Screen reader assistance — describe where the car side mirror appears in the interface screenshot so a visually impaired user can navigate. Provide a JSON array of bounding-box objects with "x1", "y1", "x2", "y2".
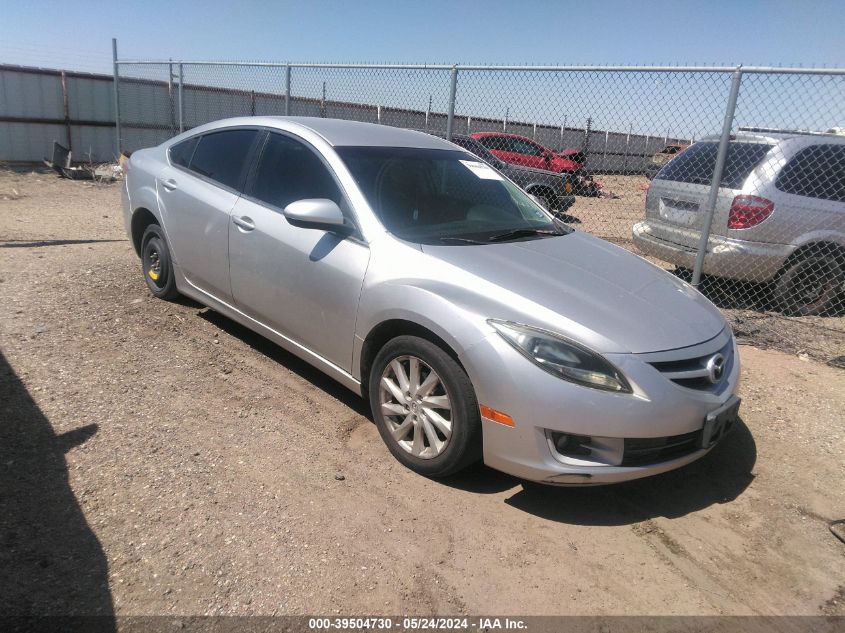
[{"x1": 282, "y1": 198, "x2": 348, "y2": 231}]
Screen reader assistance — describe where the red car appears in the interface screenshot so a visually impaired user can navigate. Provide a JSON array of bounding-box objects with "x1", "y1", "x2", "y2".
[
  {"x1": 471, "y1": 132, "x2": 601, "y2": 196},
  {"x1": 471, "y1": 132, "x2": 583, "y2": 173}
]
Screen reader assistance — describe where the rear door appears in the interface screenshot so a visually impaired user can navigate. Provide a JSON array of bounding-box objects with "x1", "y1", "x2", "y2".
[
  {"x1": 158, "y1": 128, "x2": 261, "y2": 302},
  {"x1": 646, "y1": 140, "x2": 773, "y2": 244},
  {"x1": 228, "y1": 131, "x2": 370, "y2": 372}
]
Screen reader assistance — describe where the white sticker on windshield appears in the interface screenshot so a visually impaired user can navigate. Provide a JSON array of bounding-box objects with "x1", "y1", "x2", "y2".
[{"x1": 459, "y1": 159, "x2": 503, "y2": 180}]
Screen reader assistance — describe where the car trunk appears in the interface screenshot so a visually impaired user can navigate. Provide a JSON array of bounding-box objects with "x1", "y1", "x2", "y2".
[{"x1": 645, "y1": 141, "x2": 773, "y2": 246}]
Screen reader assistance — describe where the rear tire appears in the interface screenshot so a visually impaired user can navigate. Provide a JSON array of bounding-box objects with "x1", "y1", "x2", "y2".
[
  {"x1": 773, "y1": 251, "x2": 844, "y2": 316},
  {"x1": 368, "y1": 336, "x2": 482, "y2": 478},
  {"x1": 141, "y1": 224, "x2": 179, "y2": 300}
]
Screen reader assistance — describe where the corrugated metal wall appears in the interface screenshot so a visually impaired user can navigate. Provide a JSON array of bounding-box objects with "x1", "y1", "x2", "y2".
[
  {"x1": 0, "y1": 65, "x2": 115, "y2": 162},
  {"x1": 1, "y1": 64, "x2": 687, "y2": 171}
]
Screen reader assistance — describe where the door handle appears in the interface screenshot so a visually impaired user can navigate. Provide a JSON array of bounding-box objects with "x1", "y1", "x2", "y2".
[
  {"x1": 232, "y1": 215, "x2": 255, "y2": 231},
  {"x1": 161, "y1": 178, "x2": 178, "y2": 191}
]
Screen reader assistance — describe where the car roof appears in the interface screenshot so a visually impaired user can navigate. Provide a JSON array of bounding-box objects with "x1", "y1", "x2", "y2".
[
  {"x1": 700, "y1": 130, "x2": 845, "y2": 145},
  {"x1": 178, "y1": 116, "x2": 456, "y2": 150}
]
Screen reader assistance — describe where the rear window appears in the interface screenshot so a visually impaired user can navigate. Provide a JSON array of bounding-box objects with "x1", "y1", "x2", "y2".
[{"x1": 655, "y1": 141, "x2": 772, "y2": 189}]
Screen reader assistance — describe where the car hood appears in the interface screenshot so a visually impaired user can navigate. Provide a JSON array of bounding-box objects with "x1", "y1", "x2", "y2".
[{"x1": 420, "y1": 231, "x2": 726, "y2": 354}]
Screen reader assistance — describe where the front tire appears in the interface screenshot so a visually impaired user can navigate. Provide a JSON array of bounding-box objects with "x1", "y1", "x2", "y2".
[
  {"x1": 368, "y1": 336, "x2": 482, "y2": 478},
  {"x1": 141, "y1": 224, "x2": 179, "y2": 300}
]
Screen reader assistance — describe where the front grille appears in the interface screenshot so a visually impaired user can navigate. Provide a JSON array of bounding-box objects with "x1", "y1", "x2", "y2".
[
  {"x1": 622, "y1": 431, "x2": 701, "y2": 466},
  {"x1": 648, "y1": 340, "x2": 733, "y2": 391}
]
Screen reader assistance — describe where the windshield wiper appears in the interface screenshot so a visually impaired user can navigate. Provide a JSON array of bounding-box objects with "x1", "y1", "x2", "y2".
[
  {"x1": 436, "y1": 236, "x2": 487, "y2": 245},
  {"x1": 486, "y1": 228, "x2": 564, "y2": 243}
]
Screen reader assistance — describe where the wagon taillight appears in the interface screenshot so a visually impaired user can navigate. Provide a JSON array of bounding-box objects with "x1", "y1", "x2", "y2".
[{"x1": 728, "y1": 195, "x2": 774, "y2": 229}]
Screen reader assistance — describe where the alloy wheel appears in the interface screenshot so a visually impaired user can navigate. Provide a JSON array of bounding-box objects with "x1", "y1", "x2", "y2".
[{"x1": 378, "y1": 355, "x2": 453, "y2": 459}]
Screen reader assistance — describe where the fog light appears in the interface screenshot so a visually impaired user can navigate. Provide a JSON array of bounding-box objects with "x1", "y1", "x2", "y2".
[{"x1": 551, "y1": 432, "x2": 592, "y2": 457}]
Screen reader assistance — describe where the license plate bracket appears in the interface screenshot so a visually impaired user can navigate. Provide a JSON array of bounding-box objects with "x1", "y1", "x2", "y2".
[{"x1": 700, "y1": 396, "x2": 741, "y2": 449}]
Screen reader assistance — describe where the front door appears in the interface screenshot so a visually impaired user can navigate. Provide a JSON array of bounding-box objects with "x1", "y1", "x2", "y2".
[{"x1": 228, "y1": 131, "x2": 370, "y2": 372}]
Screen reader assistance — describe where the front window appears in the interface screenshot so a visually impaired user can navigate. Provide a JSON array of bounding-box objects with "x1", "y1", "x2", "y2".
[{"x1": 336, "y1": 147, "x2": 568, "y2": 244}]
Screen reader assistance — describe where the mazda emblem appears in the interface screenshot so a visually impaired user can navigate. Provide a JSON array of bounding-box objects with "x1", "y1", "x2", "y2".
[{"x1": 706, "y1": 353, "x2": 726, "y2": 384}]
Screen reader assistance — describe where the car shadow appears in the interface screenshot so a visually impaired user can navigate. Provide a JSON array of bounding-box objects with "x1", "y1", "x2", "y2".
[
  {"x1": 0, "y1": 239, "x2": 128, "y2": 249},
  {"x1": 198, "y1": 309, "x2": 370, "y2": 416},
  {"x1": 0, "y1": 351, "x2": 115, "y2": 625},
  {"x1": 309, "y1": 232, "x2": 345, "y2": 262}
]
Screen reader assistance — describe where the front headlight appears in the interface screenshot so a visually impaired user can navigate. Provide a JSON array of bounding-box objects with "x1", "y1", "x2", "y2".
[{"x1": 489, "y1": 320, "x2": 631, "y2": 393}]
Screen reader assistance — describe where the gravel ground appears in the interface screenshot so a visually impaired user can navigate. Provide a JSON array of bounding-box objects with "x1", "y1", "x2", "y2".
[{"x1": 1, "y1": 169, "x2": 844, "y2": 618}]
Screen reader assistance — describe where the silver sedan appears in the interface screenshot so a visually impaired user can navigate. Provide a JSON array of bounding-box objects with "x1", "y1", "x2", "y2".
[{"x1": 122, "y1": 117, "x2": 741, "y2": 485}]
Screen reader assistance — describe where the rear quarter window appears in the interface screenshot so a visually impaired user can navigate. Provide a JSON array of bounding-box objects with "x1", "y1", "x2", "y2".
[
  {"x1": 655, "y1": 141, "x2": 772, "y2": 189},
  {"x1": 776, "y1": 144, "x2": 845, "y2": 202},
  {"x1": 169, "y1": 136, "x2": 198, "y2": 168}
]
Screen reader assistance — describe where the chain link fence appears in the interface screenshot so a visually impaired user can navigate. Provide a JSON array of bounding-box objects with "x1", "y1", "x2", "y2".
[{"x1": 114, "y1": 56, "x2": 845, "y2": 363}]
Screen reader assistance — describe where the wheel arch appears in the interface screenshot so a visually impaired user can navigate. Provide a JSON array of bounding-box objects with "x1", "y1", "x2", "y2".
[
  {"x1": 359, "y1": 318, "x2": 468, "y2": 400},
  {"x1": 130, "y1": 207, "x2": 160, "y2": 256},
  {"x1": 776, "y1": 239, "x2": 845, "y2": 278},
  {"x1": 525, "y1": 183, "x2": 559, "y2": 204}
]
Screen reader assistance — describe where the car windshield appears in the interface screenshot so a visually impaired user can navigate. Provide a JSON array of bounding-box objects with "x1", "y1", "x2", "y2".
[{"x1": 336, "y1": 146, "x2": 568, "y2": 244}]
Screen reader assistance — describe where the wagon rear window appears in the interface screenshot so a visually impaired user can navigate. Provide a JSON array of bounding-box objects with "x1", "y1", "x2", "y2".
[{"x1": 655, "y1": 141, "x2": 772, "y2": 189}]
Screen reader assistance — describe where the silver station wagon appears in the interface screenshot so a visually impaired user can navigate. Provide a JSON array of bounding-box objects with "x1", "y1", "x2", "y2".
[
  {"x1": 634, "y1": 131, "x2": 845, "y2": 315},
  {"x1": 123, "y1": 117, "x2": 740, "y2": 486}
]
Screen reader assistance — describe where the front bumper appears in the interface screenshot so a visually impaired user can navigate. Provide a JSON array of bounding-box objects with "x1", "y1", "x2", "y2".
[
  {"x1": 632, "y1": 220, "x2": 794, "y2": 283},
  {"x1": 462, "y1": 328, "x2": 740, "y2": 486},
  {"x1": 552, "y1": 195, "x2": 577, "y2": 214}
]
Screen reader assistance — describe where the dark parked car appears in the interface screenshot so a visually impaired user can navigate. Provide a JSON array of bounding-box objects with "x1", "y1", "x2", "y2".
[{"x1": 443, "y1": 134, "x2": 577, "y2": 216}]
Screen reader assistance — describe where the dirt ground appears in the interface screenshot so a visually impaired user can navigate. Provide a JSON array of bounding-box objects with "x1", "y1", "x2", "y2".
[{"x1": 1, "y1": 169, "x2": 844, "y2": 618}]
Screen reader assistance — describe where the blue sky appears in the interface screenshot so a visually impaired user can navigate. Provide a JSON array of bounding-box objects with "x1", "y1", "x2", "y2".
[
  {"x1": 1, "y1": 0, "x2": 843, "y2": 72},
  {"x1": 2, "y1": 0, "x2": 841, "y2": 141}
]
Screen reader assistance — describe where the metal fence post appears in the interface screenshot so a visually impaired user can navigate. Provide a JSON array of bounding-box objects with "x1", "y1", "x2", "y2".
[
  {"x1": 168, "y1": 59, "x2": 175, "y2": 136},
  {"x1": 284, "y1": 64, "x2": 291, "y2": 115},
  {"x1": 691, "y1": 66, "x2": 743, "y2": 286},
  {"x1": 60, "y1": 70, "x2": 72, "y2": 154},
  {"x1": 602, "y1": 130, "x2": 609, "y2": 171},
  {"x1": 623, "y1": 124, "x2": 631, "y2": 174},
  {"x1": 111, "y1": 38, "x2": 121, "y2": 158},
  {"x1": 178, "y1": 63, "x2": 184, "y2": 133},
  {"x1": 445, "y1": 66, "x2": 458, "y2": 141}
]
